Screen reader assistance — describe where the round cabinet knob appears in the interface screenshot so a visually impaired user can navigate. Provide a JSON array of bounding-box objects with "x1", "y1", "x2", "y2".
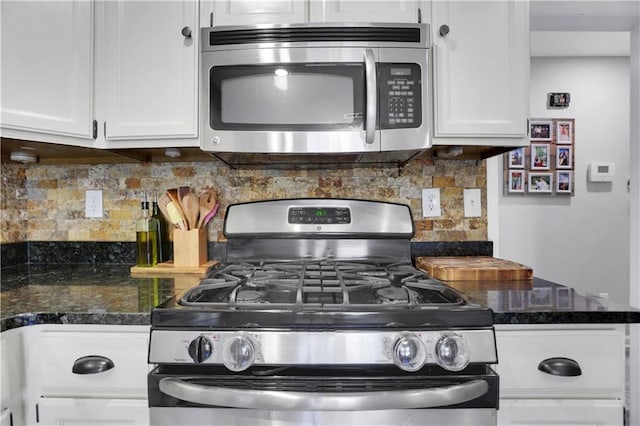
[
  {"x1": 181, "y1": 26, "x2": 192, "y2": 38},
  {"x1": 439, "y1": 24, "x2": 450, "y2": 37},
  {"x1": 223, "y1": 334, "x2": 256, "y2": 372},
  {"x1": 392, "y1": 334, "x2": 426, "y2": 372},
  {"x1": 188, "y1": 335, "x2": 213, "y2": 364},
  {"x1": 434, "y1": 332, "x2": 470, "y2": 371}
]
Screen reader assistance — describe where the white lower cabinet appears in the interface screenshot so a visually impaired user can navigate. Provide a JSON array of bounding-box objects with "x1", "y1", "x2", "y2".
[
  {"x1": 37, "y1": 398, "x2": 148, "y2": 426},
  {"x1": 495, "y1": 324, "x2": 626, "y2": 426},
  {"x1": 0, "y1": 408, "x2": 12, "y2": 426},
  {"x1": 21, "y1": 324, "x2": 151, "y2": 426}
]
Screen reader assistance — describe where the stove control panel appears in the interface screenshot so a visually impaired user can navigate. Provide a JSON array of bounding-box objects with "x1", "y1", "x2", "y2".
[
  {"x1": 149, "y1": 329, "x2": 497, "y2": 369},
  {"x1": 288, "y1": 207, "x2": 351, "y2": 225}
]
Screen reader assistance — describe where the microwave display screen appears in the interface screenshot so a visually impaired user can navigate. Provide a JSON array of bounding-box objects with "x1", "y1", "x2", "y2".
[{"x1": 210, "y1": 64, "x2": 364, "y2": 131}]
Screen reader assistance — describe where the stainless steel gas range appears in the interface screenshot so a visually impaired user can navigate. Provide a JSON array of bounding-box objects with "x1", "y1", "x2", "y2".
[{"x1": 148, "y1": 199, "x2": 498, "y2": 425}]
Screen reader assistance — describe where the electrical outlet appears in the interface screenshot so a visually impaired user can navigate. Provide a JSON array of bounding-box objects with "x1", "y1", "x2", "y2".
[
  {"x1": 422, "y1": 188, "x2": 441, "y2": 218},
  {"x1": 463, "y1": 188, "x2": 481, "y2": 217},
  {"x1": 85, "y1": 190, "x2": 103, "y2": 218}
]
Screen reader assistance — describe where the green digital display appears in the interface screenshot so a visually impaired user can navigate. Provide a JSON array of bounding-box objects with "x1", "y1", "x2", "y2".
[{"x1": 315, "y1": 209, "x2": 327, "y2": 217}]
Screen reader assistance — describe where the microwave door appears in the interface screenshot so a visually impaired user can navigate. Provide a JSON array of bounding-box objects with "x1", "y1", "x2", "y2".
[{"x1": 201, "y1": 47, "x2": 380, "y2": 154}]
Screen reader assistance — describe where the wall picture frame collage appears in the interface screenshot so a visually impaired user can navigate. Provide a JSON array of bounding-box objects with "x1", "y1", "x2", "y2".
[{"x1": 504, "y1": 118, "x2": 575, "y2": 196}]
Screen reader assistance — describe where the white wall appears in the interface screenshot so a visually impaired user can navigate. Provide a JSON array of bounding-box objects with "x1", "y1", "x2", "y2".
[{"x1": 496, "y1": 57, "x2": 631, "y2": 304}]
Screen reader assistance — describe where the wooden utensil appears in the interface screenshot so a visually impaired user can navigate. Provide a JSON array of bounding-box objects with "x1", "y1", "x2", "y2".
[
  {"x1": 157, "y1": 193, "x2": 176, "y2": 228},
  {"x1": 197, "y1": 189, "x2": 217, "y2": 228},
  {"x1": 178, "y1": 186, "x2": 191, "y2": 206},
  {"x1": 166, "y1": 201, "x2": 187, "y2": 230},
  {"x1": 181, "y1": 192, "x2": 200, "y2": 230},
  {"x1": 200, "y1": 203, "x2": 219, "y2": 228}
]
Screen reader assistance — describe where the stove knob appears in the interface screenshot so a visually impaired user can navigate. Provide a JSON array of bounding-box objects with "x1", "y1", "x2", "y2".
[
  {"x1": 188, "y1": 335, "x2": 213, "y2": 364},
  {"x1": 392, "y1": 334, "x2": 426, "y2": 372},
  {"x1": 434, "y1": 332, "x2": 470, "y2": 371},
  {"x1": 223, "y1": 334, "x2": 255, "y2": 372}
]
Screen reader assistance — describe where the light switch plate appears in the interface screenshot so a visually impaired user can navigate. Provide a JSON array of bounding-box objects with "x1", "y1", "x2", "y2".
[
  {"x1": 85, "y1": 190, "x2": 103, "y2": 218},
  {"x1": 463, "y1": 189, "x2": 481, "y2": 217},
  {"x1": 422, "y1": 188, "x2": 441, "y2": 218}
]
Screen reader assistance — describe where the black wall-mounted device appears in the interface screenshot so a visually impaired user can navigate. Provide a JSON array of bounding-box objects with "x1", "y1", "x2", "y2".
[{"x1": 548, "y1": 92, "x2": 570, "y2": 108}]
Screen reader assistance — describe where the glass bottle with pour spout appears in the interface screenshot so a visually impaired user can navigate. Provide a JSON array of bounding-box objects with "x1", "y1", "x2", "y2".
[
  {"x1": 151, "y1": 190, "x2": 170, "y2": 263},
  {"x1": 136, "y1": 191, "x2": 159, "y2": 267}
]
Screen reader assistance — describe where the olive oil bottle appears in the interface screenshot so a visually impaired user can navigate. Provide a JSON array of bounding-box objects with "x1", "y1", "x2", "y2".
[
  {"x1": 136, "y1": 192, "x2": 159, "y2": 267},
  {"x1": 151, "y1": 190, "x2": 170, "y2": 263}
]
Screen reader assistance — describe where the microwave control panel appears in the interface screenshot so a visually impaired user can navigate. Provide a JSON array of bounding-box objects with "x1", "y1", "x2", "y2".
[{"x1": 378, "y1": 63, "x2": 422, "y2": 129}]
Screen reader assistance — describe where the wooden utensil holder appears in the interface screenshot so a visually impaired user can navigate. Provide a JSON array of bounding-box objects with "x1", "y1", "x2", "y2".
[{"x1": 173, "y1": 228, "x2": 208, "y2": 267}]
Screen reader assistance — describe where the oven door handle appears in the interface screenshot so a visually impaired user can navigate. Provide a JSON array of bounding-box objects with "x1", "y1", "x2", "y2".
[
  {"x1": 158, "y1": 377, "x2": 489, "y2": 410},
  {"x1": 363, "y1": 48, "x2": 377, "y2": 145}
]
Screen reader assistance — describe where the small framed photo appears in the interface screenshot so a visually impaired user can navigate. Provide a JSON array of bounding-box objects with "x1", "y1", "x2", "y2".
[
  {"x1": 508, "y1": 147, "x2": 525, "y2": 168},
  {"x1": 556, "y1": 121, "x2": 573, "y2": 144},
  {"x1": 530, "y1": 144, "x2": 550, "y2": 170},
  {"x1": 528, "y1": 173, "x2": 553, "y2": 193},
  {"x1": 556, "y1": 146, "x2": 572, "y2": 169},
  {"x1": 508, "y1": 170, "x2": 525, "y2": 193},
  {"x1": 530, "y1": 120, "x2": 552, "y2": 141},
  {"x1": 557, "y1": 171, "x2": 572, "y2": 193}
]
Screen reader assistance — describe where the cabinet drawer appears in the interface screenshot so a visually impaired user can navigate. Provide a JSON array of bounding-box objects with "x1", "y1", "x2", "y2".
[
  {"x1": 37, "y1": 329, "x2": 149, "y2": 398},
  {"x1": 498, "y1": 399, "x2": 624, "y2": 426},
  {"x1": 495, "y1": 326, "x2": 625, "y2": 399}
]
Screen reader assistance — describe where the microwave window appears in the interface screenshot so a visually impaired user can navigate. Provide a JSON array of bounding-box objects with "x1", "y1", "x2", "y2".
[{"x1": 210, "y1": 64, "x2": 364, "y2": 131}]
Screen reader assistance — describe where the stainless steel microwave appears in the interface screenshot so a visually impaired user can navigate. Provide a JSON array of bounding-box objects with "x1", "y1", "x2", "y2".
[{"x1": 200, "y1": 23, "x2": 431, "y2": 165}]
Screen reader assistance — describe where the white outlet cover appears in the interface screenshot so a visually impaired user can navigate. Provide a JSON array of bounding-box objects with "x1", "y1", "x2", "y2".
[
  {"x1": 85, "y1": 190, "x2": 103, "y2": 218},
  {"x1": 422, "y1": 188, "x2": 441, "y2": 218},
  {"x1": 463, "y1": 188, "x2": 481, "y2": 217}
]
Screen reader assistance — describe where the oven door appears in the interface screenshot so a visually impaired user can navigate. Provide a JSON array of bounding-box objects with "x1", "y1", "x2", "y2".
[{"x1": 148, "y1": 365, "x2": 498, "y2": 426}]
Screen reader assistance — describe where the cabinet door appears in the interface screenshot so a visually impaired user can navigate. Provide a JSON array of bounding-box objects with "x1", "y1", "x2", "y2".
[
  {"x1": 431, "y1": 1, "x2": 529, "y2": 143},
  {"x1": 102, "y1": 0, "x2": 198, "y2": 141},
  {"x1": 0, "y1": 1, "x2": 93, "y2": 139},
  {"x1": 38, "y1": 398, "x2": 149, "y2": 426},
  {"x1": 309, "y1": 0, "x2": 420, "y2": 23},
  {"x1": 209, "y1": 0, "x2": 306, "y2": 26}
]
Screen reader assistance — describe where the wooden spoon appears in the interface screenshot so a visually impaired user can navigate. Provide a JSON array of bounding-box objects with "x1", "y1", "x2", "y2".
[
  {"x1": 180, "y1": 192, "x2": 199, "y2": 230},
  {"x1": 197, "y1": 189, "x2": 217, "y2": 228},
  {"x1": 157, "y1": 193, "x2": 175, "y2": 228},
  {"x1": 166, "y1": 201, "x2": 187, "y2": 230},
  {"x1": 178, "y1": 186, "x2": 191, "y2": 206}
]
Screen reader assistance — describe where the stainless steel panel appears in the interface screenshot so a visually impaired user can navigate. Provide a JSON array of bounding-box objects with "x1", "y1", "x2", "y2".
[
  {"x1": 148, "y1": 329, "x2": 498, "y2": 365},
  {"x1": 158, "y1": 378, "x2": 488, "y2": 410},
  {"x1": 150, "y1": 407, "x2": 495, "y2": 426},
  {"x1": 225, "y1": 238, "x2": 412, "y2": 262},
  {"x1": 223, "y1": 199, "x2": 414, "y2": 237}
]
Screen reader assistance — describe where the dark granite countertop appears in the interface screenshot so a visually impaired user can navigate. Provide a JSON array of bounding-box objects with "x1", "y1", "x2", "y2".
[
  {"x1": 2, "y1": 264, "x2": 639, "y2": 332},
  {"x1": 0, "y1": 264, "x2": 176, "y2": 331}
]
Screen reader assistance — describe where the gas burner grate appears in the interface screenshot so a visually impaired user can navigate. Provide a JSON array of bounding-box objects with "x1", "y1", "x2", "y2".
[{"x1": 180, "y1": 260, "x2": 465, "y2": 310}]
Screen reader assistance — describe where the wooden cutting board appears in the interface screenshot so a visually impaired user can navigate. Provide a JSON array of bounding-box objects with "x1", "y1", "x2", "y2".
[{"x1": 416, "y1": 256, "x2": 533, "y2": 281}]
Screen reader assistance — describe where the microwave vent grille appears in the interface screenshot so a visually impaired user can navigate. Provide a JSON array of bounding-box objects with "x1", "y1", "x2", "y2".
[{"x1": 209, "y1": 26, "x2": 423, "y2": 47}]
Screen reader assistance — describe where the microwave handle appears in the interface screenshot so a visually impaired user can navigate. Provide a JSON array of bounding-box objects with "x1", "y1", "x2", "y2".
[
  {"x1": 364, "y1": 49, "x2": 377, "y2": 144},
  {"x1": 159, "y1": 377, "x2": 489, "y2": 410}
]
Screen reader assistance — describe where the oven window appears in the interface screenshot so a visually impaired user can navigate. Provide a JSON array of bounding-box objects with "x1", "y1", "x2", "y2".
[{"x1": 210, "y1": 64, "x2": 364, "y2": 131}]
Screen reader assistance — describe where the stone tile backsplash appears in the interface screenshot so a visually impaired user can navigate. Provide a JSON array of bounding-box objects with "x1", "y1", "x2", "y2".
[{"x1": 1, "y1": 158, "x2": 487, "y2": 243}]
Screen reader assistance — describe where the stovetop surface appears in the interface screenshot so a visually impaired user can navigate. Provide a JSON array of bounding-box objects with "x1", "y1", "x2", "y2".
[
  {"x1": 152, "y1": 260, "x2": 494, "y2": 330},
  {"x1": 182, "y1": 260, "x2": 463, "y2": 309}
]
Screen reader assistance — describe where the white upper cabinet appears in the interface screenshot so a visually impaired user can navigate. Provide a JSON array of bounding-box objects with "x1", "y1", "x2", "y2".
[
  {"x1": 209, "y1": 0, "x2": 307, "y2": 26},
  {"x1": 431, "y1": 1, "x2": 529, "y2": 145},
  {"x1": 309, "y1": 1, "x2": 420, "y2": 23},
  {"x1": 205, "y1": 0, "x2": 421, "y2": 26},
  {"x1": 0, "y1": 1, "x2": 94, "y2": 142},
  {"x1": 98, "y1": 0, "x2": 198, "y2": 145}
]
